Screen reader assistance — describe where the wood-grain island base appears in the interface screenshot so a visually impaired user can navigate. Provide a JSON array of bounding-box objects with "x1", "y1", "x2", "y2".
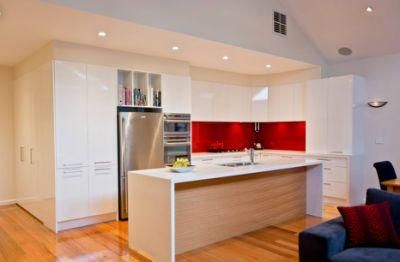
[
  {"x1": 129, "y1": 161, "x2": 323, "y2": 262},
  {"x1": 175, "y1": 168, "x2": 306, "y2": 254}
]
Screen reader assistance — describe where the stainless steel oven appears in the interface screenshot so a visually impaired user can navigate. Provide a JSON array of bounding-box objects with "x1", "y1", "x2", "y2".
[{"x1": 163, "y1": 114, "x2": 191, "y2": 164}]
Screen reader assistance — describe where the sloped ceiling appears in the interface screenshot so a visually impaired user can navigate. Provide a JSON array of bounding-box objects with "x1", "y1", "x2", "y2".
[
  {"x1": 42, "y1": 0, "x2": 325, "y2": 66},
  {"x1": 281, "y1": 0, "x2": 400, "y2": 63}
]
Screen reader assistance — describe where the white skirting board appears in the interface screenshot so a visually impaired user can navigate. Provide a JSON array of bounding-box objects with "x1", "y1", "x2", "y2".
[
  {"x1": 56, "y1": 212, "x2": 117, "y2": 232},
  {"x1": 0, "y1": 199, "x2": 16, "y2": 206}
]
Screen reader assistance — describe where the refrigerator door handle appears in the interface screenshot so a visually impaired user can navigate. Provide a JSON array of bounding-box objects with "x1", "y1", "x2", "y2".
[{"x1": 120, "y1": 116, "x2": 127, "y2": 178}]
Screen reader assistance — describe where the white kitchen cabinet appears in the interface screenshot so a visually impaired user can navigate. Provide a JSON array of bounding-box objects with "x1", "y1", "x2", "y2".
[
  {"x1": 87, "y1": 65, "x2": 118, "y2": 216},
  {"x1": 192, "y1": 81, "x2": 215, "y2": 121},
  {"x1": 327, "y1": 76, "x2": 353, "y2": 154},
  {"x1": 268, "y1": 83, "x2": 306, "y2": 122},
  {"x1": 56, "y1": 167, "x2": 89, "y2": 221},
  {"x1": 162, "y1": 74, "x2": 191, "y2": 114},
  {"x1": 306, "y1": 75, "x2": 365, "y2": 155},
  {"x1": 54, "y1": 61, "x2": 88, "y2": 168},
  {"x1": 192, "y1": 80, "x2": 251, "y2": 122},
  {"x1": 250, "y1": 86, "x2": 269, "y2": 122},
  {"x1": 268, "y1": 84, "x2": 293, "y2": 122},
  {"x1": 87, "y1": 65, "x2": 117, "y2": 166},
  {"x1": 306, "y1": 79, "x2": 328, "y2": 153}
]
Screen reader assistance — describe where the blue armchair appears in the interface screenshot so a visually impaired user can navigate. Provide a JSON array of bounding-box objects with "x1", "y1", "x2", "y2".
[{"x1": 299, "y1": 188, "x2": 400, "y2": 262}]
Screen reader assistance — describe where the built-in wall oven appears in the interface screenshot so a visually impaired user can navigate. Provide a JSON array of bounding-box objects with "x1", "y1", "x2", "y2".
[{"x1": 163, "y1": 114, "x2": 191, "y2": 164}]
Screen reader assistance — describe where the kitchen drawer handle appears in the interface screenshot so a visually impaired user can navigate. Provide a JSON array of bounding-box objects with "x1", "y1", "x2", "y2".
[
  {"x1": 317, "y1": 158, "x2": 331, "y2": 161},
  {"x1": 30, "y1": 148, "x2": 34, "y2": 165},
  {"x1": 323, "y1": 168, "x2": 332, "y2": 170},
  {"x1": 95, "y1": 167, "x2": 112, "y2": 171},
  {"x1": 95, "y1": 161, "x2": 112, "y2": 165},
  {"x1": 63, "y1": 163, "x2": 83, "y2": 167},
  {"x1": 323, "y1": 183, "x2": 331, "y2": 186},
  {"x1": 330, "y1": 151, "x2": 343, "y2": 154},
  {"x1": 201, "y1": 158, "x2": 214, "y2": 161}
]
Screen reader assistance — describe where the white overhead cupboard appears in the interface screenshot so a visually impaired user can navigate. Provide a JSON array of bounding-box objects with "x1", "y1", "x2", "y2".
[{"x1": 191, "y1": 80, "x2": 305, "y2": 122}]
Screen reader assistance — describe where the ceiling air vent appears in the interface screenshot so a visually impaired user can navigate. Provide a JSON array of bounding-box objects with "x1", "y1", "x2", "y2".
[{"x1": 273, "y1": 11, "x2": 287, "y2": 36}]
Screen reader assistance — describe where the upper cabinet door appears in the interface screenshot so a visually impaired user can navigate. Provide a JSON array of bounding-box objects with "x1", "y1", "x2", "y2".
[
  {"x1": 292, "y1": 83, "x2": 306, "y2": 121},
  {"x1": 306, "y1": 79, "x2": 328, "y2": 153},
  {"x1": 268, "y1": 84, "x2": 294, "y2": 122},
  {"x1": 87, "y1": 65, "x2": 118, "y2": 165},
  {"x1": 251, "y1": 86, "x2": 269, "y2": 122},
  {"x1": 327, "y1": 76, "x2": 353, "y2": 154},
  {"x1": 54, "y1": 61, "x2": 88, "y2": 168},
  {"x1": 162, "y1": 75, "x2": 192, "y2": 114},
  {"x1": 225, "y1": 85, "x2": 251, "y2": 122},
  {"x1": 192, "y1": 81, "x2": 215, "y2": 121}
]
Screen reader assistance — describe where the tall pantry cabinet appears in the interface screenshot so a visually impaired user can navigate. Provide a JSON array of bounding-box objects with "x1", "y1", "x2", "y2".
[{"x1": 14, "y1": 60, "x2": 118, "y2": 232}]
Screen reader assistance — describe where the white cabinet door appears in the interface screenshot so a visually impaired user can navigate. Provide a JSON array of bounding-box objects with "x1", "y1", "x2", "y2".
[
  {"x1": 327, "y1": 76, "x2": 353, "y2": 154},
  {"x1": 268, "y1": 85, "x2": 294, "y2": 122},
  {"x1": 87, "y1": 65, "x2": 117, "y2": 165},
  {"x1": 292, "y1": 83, "x2": 306, "y2": 121},
  {"x1": 56, "y1": 167, "x2": 89, "y2": 221},
  {"x1": 54, "y1": 61, "x2": 88, "y2": 168},
  {"x1": 87, "y1": 65, "x2": 118, "y2": 216},
  {"x1": 89, "y1": 165, "x2": 116, "y2": 215},
  {"x1": 192, "y1": 81, "x2": 215, "y2": 121},
  {"x1": 162, "y1": 75, "x2": 191, "y2": 114},
  {"x1": 306, "y1": 79, "x2": 328, "y2": 153},
  {"x1": 251, "y1": 86, "x2": 269, "y2": 122},
  {"x1": 225, "y1": 85, "x2": 251, "y2": 122}
]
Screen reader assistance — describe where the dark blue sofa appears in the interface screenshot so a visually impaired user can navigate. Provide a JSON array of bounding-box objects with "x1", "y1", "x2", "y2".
[{"x1": 299, "y1": 188, "x2": 400, "y2": 262}]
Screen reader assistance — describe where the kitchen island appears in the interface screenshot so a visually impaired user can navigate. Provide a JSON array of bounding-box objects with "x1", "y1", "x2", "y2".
[{"x1": 128, "y1": 158, "x2": 323, "y2": 262}]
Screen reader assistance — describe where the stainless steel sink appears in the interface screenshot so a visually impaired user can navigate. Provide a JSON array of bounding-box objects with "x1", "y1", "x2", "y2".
[{"x1": 219, "y1": 162, "x2": 258, "y2": 167}]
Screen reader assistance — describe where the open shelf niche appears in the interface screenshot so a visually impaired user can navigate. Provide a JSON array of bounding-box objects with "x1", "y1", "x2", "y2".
[{"x1": 118, "y1": 69, "x2": 162, "y2": 108}]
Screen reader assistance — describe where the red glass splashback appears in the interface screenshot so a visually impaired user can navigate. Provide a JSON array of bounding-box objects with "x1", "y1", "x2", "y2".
[{"x1": 192, "y1": 121, "x2": 305, "y2": 152}]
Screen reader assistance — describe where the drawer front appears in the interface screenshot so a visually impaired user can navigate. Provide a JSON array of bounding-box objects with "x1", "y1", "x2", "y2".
[
  {"x1": 333, "y1": 158, "x2": 348, "y2": 168},
  {"x1": 323, "y1": 181, "x2": 348, "y2": 199},
  {"x1": 323, "y1": 166, "x2": 347, "y2": 183}
]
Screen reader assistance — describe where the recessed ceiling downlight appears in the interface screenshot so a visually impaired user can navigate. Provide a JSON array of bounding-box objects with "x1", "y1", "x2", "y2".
[
  {"x1": 171, "y1": 46, "x2": 180, "y2": 51},
  {"x1": 97, "y1": 31, "x2": 107, "y2": 37},
  {"x1": 338, "y1": 47, "x2": 352, "y2": 56},
  {"x1": 222, "y1": 56, "x2": 229, "y2": 60},
  {"x1": 366, "y1": 6, "x2": 373, "y2": 12}
]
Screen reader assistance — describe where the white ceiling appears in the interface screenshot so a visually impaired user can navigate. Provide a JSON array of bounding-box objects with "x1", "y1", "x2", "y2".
[
  {"x1": 281, "y1": 0, "x2": 400, "y2": 63},
  {"x1": 0, "y1": 0, "x2": 315, "y2": 75}
]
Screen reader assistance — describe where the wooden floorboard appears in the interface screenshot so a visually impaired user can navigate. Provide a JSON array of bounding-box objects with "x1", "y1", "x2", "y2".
[{"x1": 0, "y1": 204, "x2": 339, "y2": 261}]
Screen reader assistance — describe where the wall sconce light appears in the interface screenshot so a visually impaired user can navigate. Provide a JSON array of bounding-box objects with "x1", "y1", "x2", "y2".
[{"x1": 367, "y1": 101, "x2": 388, "y2": 108}]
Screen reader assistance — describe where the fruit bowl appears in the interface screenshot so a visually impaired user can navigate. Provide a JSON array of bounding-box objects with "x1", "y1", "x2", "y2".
[{"x1": 167, "y1": 165, "x2": 195, "y2": 173}]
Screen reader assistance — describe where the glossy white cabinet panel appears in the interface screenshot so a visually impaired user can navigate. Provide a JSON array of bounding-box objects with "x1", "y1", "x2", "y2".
[
  {"x1": 250, "y1": 87, "x2": 269, "y2": 122},
  {"x1": 87, "y1": 65, "x2": 117, "y2": 165},
  {"x1": 192, "y1": 81, "x2": 215, "y2": 121},
  {"x1": 89, "y1": 164, "x2": 116, "y2": 215},
  {"x1": 225, "y1": 85, "x2": 251, "y2": 122},
  {"x1": 306, "y1": 79, "x2": 328, "y2": 154},
  {"x1": 162, "y1": 75, "x2": 192, "y2": 114},
  {"x1": 54, "y1": 61, "x2": 88, "y2": 168},
  {"x1": 327, "y1": 76, "x2": 353, "y2": 154},
  {"x1": 87, "y1": 64, "x2": 118, "y2": 216},
  {"x1": 56, "y1": 167, "x2": 89, "y2": 222},
  {"x1": 292, "y1": 83, "x2": 306, "y2": 121},
  {"x1": 268, "y1": 84, "x2": 293, "y2": 122}
]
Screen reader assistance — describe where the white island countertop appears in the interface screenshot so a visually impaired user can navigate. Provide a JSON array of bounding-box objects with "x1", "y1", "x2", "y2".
[{"x1": 129, "y1": 158, "x2": 322, "y2": 184}]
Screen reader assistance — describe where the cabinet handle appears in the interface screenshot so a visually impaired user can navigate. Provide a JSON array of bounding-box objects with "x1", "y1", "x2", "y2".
[
  {"x1": 323, "y1": 168, "x2": 331, "y2": 171},
  {"x1": 202, "y1": 158, "x2": 213, "y2": 161},
  {"x1": 95, "y1": 171, "x2": 111, "y2": 176},
  {"x1": 30, "y1": 148, "x2": 34, "y2": 165},
  {"x1": 323, "y1": 183, "x2": 331, "y2": 186},
  {"x1": 63, "y1": 163, "x2": 83, "y2": 167},
  {"x1": 329, "y1": 151, "x2": 343, "y2": 154},
  {"x1": 317, "y1": 158, "x2": 331, "y2": 161},
  {"x1": 95, "y1": 167, "x2": 112, "y2": 171},
  {"x1": 63, "y1": 170, "x2": 82, "y2": 178},
  {"x1": 20, "y1": 146, "x2": 25, "y2": 162},
  {"x1": 95, "y1": 161, "x2": 112, "y2": 165}
]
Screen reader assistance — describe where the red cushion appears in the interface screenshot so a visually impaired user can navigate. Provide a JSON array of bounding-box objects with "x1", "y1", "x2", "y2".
[{"x1": 337, "y1": 201, "x2": 400, "y2": 247}]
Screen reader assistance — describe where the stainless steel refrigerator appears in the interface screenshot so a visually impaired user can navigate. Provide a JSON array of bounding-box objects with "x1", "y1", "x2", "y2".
[{"x1": 118, "y1": 108, "x2": 164, "y2": 220}]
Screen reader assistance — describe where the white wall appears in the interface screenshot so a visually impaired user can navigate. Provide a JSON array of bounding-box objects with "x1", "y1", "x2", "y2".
[
  {"x1": 0, "y1": 67, "x2": 15, "y2": 204},
  {"x1": 325, "y1": 52, "x2": 400, "y2": 191},
  {"x1": 44, "y1": 0, "x2": 324, "y2": 66}
]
